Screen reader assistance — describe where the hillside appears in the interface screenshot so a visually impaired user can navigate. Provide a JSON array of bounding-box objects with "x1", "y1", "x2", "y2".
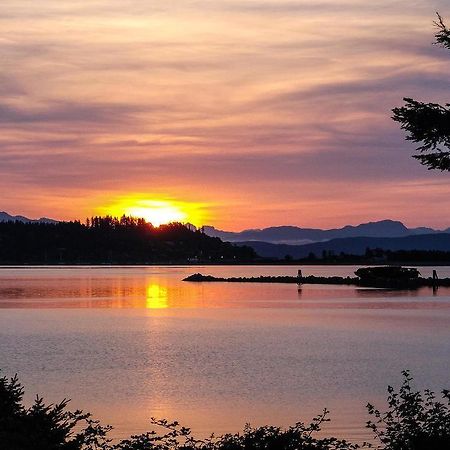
[
  {"x1": 237, "y1": 233, "x2": 450, "y2": 259},
  {"x1": 0, "y1": 217, "x2": 256, "y2": 264}
]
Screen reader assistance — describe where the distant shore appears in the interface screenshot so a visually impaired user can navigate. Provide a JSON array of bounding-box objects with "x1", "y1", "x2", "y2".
[{"x1": 1, "y1": 260, "x2": 450, "y2": 267}]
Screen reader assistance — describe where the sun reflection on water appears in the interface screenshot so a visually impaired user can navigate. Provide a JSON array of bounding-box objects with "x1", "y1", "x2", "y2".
[{"x1": 146, "y1": 284, "x2": 169, "y2": 309}]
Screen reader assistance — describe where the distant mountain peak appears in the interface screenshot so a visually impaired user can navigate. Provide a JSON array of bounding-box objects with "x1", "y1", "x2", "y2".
[
  {"x1": 203, "y1": 219, "x2": 444, "y2": 245},
  {"x1": 0, "y1": 211, "x2": 58, "y2": 224}
]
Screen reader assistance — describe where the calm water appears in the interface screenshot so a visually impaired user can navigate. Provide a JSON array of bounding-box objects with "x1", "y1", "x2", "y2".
[{"x1": 1, "y1": 265, "x2": 450, "y2": 443}]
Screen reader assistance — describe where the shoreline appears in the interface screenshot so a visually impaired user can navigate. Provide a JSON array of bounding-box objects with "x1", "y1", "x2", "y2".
[{"x1": 1, "y1": 261, "x2": 450, "y2": 267}]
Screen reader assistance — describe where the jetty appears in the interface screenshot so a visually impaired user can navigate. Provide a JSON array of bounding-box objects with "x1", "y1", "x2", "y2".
[{"x1": 183, "y1": 267, "x2": 450, "y2": 289}]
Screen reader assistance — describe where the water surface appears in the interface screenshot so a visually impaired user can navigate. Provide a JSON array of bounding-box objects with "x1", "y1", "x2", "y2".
[{"x1": 1, "y1": 265, "x2": 449, "y2": 442}]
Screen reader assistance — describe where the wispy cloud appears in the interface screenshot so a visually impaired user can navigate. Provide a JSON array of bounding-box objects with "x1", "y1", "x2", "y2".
[{"x1": 0, "y1": 0, "x2": 449, "y2": 228}]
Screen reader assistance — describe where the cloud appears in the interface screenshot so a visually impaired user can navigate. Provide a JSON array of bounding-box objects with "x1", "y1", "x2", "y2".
[
  {"x1": 0, "y1": 101, "x2": 145, "y2": 125},
  {"x1": 0, "y1": 0, "x2": 449, "y2": 228}
]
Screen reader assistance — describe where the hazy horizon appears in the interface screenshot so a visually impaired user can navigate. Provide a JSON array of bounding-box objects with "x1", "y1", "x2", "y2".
[{"x1": 2, "y1": 209, "x2": 450, "y2": 233}]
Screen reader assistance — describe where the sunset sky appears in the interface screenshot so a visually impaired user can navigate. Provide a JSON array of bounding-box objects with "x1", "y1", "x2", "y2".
[{"x1": 1, "y1": 0, "x2": 449, "y2": 230}]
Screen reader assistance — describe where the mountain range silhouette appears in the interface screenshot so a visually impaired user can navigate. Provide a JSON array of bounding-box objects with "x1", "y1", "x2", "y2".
[{"x1": 203, "y1": 219, "x2": 449, "y2": 244}]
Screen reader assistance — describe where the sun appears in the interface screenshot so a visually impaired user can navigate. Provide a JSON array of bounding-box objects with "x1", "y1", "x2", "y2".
[
  {"x1": 99, "y1": 196, "x2": 207, "y2": 227},
  {"x1": 125, "y1": 201, "x2": 187, "y2": 227}
]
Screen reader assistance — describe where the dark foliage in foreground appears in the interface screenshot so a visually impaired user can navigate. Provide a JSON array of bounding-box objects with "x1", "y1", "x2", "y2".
[
  {"x1": 1, "y1": 371, "x2": 450, "y2": 450},
  {"x1": 0, "y1": 217, "x2": 256, "y2": 264},
  {"x1": 392, "y1": 14, "x2": 450, "y2": 171},
  {"x1": 0, "y1": 374, "x2": 112, "y2": 450},
  {"x1": 366, "y1": 370, "x2": 450, "y2": 450},
  {"x1": 117, "y1": 414, "x2": 357, "y2": 450}
]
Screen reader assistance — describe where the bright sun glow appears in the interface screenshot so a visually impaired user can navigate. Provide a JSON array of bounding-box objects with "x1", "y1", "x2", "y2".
[
  {"x1": 126, "y1": 201, "x2": 187, "y2": 227},
  {"x1": 99, "y1": 196, "x2": 208, "y2": 227}
]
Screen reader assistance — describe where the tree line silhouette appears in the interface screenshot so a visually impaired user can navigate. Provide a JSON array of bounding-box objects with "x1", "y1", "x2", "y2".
[
  {"x1": 281, "y1": 248, "x2": 450, "y2": 264},
  {"x1": 0, "y1": 217, "x2": 256, "y2": 264}
]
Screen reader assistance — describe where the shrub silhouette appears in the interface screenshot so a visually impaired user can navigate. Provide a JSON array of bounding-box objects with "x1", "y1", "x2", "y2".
[
  {"x1": 117, "y1": 414, "x2": 357, "y2": 450},
  {"x1": 0, "y1": 373, "x2": 112, "y2": 450},
  {"x1": 1, "y1": 370, "x2": 450, "y2": 449},
  {"x1": 366, "y1": 370, "x2": 450, "y2": 450}
]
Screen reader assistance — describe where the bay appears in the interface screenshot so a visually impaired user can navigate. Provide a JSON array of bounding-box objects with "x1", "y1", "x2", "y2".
[{"x1": 0, "y1": 265, "x2": 449, "y2": 443}]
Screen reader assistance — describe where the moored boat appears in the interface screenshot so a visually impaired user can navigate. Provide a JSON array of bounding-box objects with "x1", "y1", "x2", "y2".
[{"x1": 354, "y1": 266, "x2": 421, "y2": 288}]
